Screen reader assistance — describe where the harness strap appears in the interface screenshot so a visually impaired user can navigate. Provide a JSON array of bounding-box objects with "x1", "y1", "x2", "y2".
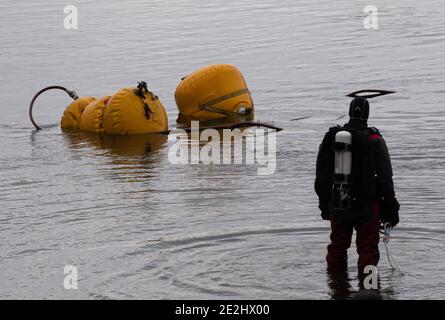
[
  {"x1": 333, "y1": 174, "x2": 351, "y2": 183},
  {"x1": 333, "y1": 141, "x2": 351, "y2": 151},
  {"x1": 198, "y1": 88, "x2": 251, "y2": 116}
]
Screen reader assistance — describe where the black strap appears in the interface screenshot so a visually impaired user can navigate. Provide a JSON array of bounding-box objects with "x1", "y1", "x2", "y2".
[
  {"x1": 333, "y1": 174, "x2": 351, "y2": 183},
  {"x1": 198, "y1": 89, "x2": 251, "y2": 116},
  {"x1": 333, "y1": 142, "x2": 351, "y2": 151}
]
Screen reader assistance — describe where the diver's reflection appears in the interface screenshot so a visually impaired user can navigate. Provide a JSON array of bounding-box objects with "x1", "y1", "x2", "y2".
[
  {"x1": 327, "y1": 268, "x2": 353, "y2": 300},
  {"x1": 327, "y1": 268, "x2": 384, "y2": 300}
]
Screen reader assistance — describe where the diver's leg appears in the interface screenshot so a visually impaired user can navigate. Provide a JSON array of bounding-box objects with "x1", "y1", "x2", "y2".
[
  {"x1": 326, "y1": 216, "x2": 353, "y2": 271},
  {"x1": 356, "y1": 201, "x2": 381, "y2": 286}
]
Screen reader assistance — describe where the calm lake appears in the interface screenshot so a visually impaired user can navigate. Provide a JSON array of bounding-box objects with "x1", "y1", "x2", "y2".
[{"x1": 0, "y1": 0, "x2": 444, "y2": 299}]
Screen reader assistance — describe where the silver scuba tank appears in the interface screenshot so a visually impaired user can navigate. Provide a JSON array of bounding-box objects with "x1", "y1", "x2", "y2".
[{"x1": 333, "y1": 130, "x2": 352, "y2": 210}]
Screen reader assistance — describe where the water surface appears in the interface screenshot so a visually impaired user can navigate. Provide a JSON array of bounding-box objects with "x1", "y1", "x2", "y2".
[{"x1": 0, "y1": 0, "x2": 444, "y2": 299}]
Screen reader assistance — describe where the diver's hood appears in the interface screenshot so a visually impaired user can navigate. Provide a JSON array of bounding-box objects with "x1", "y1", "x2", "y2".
[{"x1": 349, "y1": 97, "x2": 369, "y2": 121}]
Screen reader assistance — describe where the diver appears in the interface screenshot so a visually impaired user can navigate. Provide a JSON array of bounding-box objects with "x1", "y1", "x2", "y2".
[{"x1": 314, "y1": 91, "x2": 400, "y2": 291}]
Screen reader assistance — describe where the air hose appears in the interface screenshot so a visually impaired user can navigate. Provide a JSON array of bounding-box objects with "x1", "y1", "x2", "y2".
[{"x1": 29, "y1": 86, "x2": 79, "y2": 130}]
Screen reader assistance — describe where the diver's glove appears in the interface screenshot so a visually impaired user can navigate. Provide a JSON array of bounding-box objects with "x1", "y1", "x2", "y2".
[{"x1": 380, "y1": 197, "x2": 400, "y2": 227}]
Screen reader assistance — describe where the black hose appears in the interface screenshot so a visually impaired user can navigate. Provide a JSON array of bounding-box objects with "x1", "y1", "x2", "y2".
[
  {"x1": 29, "y1": 86, "x2": 78, "y2": 130},
  {"x1": 166, "y1": 121, "x2": 283, "y2": 134},
  {"x1": 346, "y1": 89, "x2": 396, "y2": 99}
]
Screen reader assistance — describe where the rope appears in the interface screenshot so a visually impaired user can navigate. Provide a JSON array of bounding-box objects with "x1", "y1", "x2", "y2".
[
  {"x1": 29, "y1": 86, "x2": 78, "y2": 130},
  {"x1": 382, "y1": 223, "x2": 406, "y2": 275}
]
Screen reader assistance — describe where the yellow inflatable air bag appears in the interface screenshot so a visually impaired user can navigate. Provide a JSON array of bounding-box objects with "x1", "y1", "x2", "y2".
[{"x1": 175, "y1": 64, "x2": 254, "y2": 121}]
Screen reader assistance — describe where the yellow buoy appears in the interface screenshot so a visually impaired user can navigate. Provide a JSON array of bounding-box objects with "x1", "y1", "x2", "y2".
[
  {"x1": 174, "y1": 64, "x2": 254, "y2": 121},
  {"x1": 78, "y1": 96, "x2": 111, "y2": 134},
  {"x1": 103, "y1": 84, "x2": 168, "y2": 135},
  {"x1": 60, "y1": 96, "x2": 96, "y2": 131}
]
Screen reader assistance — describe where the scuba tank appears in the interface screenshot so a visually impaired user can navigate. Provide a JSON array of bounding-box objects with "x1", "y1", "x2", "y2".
[{"x1": 333, "y1": 130, "x2": 352, "y2": 211}]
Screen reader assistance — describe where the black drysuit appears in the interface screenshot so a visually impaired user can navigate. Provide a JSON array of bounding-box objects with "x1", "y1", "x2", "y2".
[
  {"x1": 314, "y1": 120, "x2": 400, "y2": 277},
  {"x1": 315, "y1": 120, "x2": 399, "y2": 226}
]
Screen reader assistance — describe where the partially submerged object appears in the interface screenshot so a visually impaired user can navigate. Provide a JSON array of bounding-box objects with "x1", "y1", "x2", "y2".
[
  {"x1": 28, "y1": 66, "x2": 282, "y2": 136},
  {"x1": 175, "y1": 64, "x2": 254, "y2": 121},
  {"x1": 30, "y1": 82, "x2": 169, "y2": 135},
  {"x1": 61, "y1": 82, "x2": 168, "y2": 134},
  {"x1": 60, "y1": 96, "x2": 96, "y2": 130}
]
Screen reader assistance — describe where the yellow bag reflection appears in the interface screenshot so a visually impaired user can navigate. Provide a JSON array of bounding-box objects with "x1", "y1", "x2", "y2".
[
  {"x1": 175, "y1": 64, "x2": 254, "y2": 121},
  {"x1": 61, "y1": 82, "x2": 168, "y2": 135},
  {"x1": 65, "y1": 131, "x2": 168, "y2": 157}
]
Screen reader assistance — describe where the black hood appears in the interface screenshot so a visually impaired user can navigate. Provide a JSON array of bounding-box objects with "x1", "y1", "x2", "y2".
[{"x1": 349, "y1": 97, "x2": 369, "y2": 122}]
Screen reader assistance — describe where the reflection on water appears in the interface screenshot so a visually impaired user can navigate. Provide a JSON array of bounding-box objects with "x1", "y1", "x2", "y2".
[
  {"x1": 327, "y1": 269, "x2": 353, "y2": 300},
  {"x1": 176, "y1": 112, "x2": 255, "y2": 128},
  {"x1": 327, "y1": 269, "x2": 396, "y2": 300},
  {"x1": 63, "y1": 132, "x2": 169, "y2": 157},
  {"x1": 0, "y1": 0, "x2": 445, "y2": 299}
]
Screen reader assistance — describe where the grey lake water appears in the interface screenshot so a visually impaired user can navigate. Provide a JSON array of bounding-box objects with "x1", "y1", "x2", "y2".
[{"x1": 1, "y1": 0, "x2": 445, "y2": 299}]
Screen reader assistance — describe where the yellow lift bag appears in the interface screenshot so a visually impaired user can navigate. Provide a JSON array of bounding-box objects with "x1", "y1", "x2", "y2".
[
  {"x1": 104, "y1": 83, "x2": 168, "y2": 135},
  {"x1": 175, "y1": 64, "x2": 254, "y2": 121},
  {"x1": 60, "y1": 96, "x2": 96, "y2": 131},
  {"x1": 78, "y1": 96, "x2": 110, "y2": 134},
  {"x1": 60, "y1": 82, "x2": 168, "y2": 135}
]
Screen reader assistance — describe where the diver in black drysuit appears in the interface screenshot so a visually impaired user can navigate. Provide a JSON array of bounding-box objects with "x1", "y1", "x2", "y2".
[{"x1": 315, "y1": 97, "x2": 400, "y2": 297}]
